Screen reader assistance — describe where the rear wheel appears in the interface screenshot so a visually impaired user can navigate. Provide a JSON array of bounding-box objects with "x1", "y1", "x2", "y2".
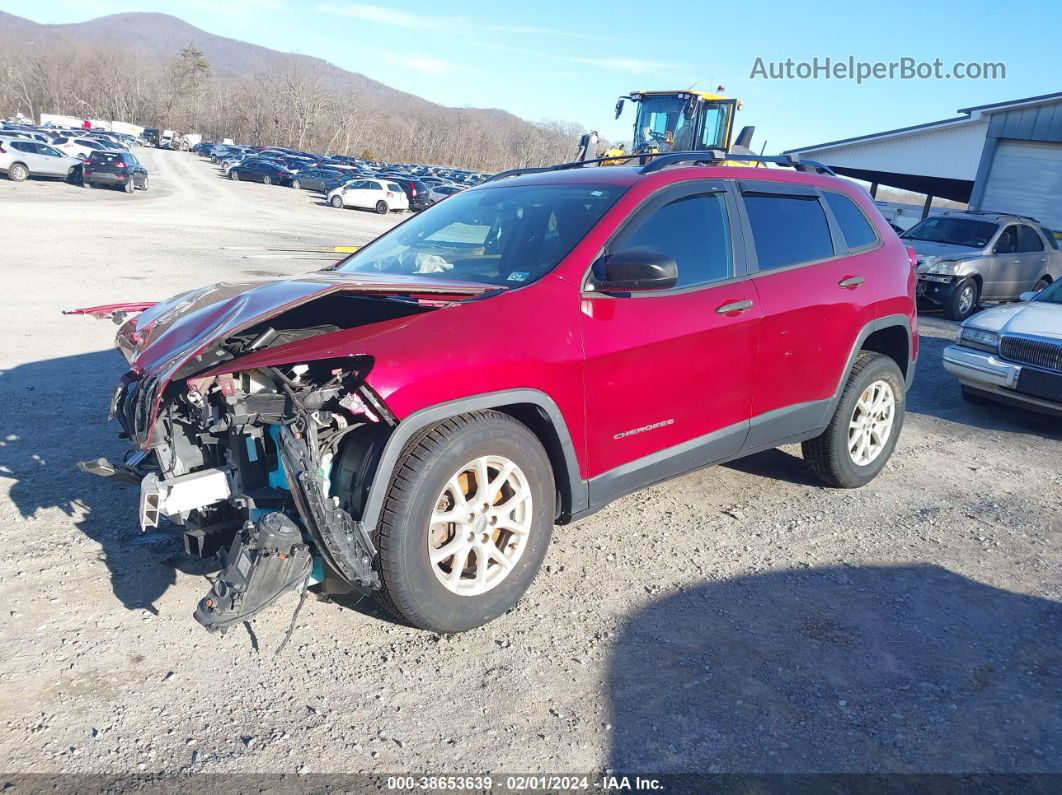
[
  {"x1": 330, "y1": 195, "x2": 344, "y2": 208},
  {"x1": 802, "y1": 351, "x2": 906, "y2": 488},
  {"x1": 375, "y1": 200, "x2": 388, "y2": 214},
  {"x1": 943, "y1": 278, "x2": 978, "y2": 321},
  {"x1": 8, "y1": 163, "x2": 28, "y2": 182},
  {"x1": 373, "y1": 411, "x2": 554, "y2": 632},
  {"x1": 1033, "y1": 277, "x2": 1051, "y2": 294}
]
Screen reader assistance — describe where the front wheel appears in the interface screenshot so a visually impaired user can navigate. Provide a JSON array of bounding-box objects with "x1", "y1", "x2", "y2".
[
  {"x1": 230, "y1": 171, "x2": 240, "y2": 181},
  {"x1": 291, "y1": 179, "x2": 301, "y2": 190},
  {"x1": 373, "y1": 410, "x2": 555, "y2": 633},
  {"x1": 330, "y1": 195, "x2": 344, "y2": 208},
  {"x1": 262, "y1": 175, "x2": 272, "y2": 186},
  {"x1": 375, "y1": 200, "x2": 389, "y2": 215},
  {"x1": 140, "y1": 176, "x2": 149, "y2": 192},
  {"x1": 802, "y1": 351, "x2": 906, "y2": 488},
  {"x1": 124, "y1": 179, "x2": 134, "y2": 194},
  {"x1": 943, "y1": 278, "x2": 978, "y2": 321}
]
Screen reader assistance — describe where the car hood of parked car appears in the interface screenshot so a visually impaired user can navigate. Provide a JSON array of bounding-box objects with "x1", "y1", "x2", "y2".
[
  {"x1": 904, "y1": 239, "x2": 983, "y2": 262},
  {"x1": 964, "y1": 300, "x2": 1062, "y2": 339},
  {"x1": 68, "y1": 271, "x2": 498, "y2": 384}
]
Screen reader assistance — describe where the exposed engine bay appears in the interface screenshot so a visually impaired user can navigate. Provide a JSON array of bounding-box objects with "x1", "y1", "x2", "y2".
[{"x1": 70, "y1": 281, "x2": 482, "y2": 636}]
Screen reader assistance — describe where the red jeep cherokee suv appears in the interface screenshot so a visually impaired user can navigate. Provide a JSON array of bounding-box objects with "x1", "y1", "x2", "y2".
[{"x1": 73, "y1": 153, "x2": 917, "y2": 634}]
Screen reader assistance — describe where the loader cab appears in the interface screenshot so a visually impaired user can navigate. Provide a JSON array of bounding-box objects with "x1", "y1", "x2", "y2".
[{"x1": 616, "y1": 91, "x2": 738, "y2": 154}]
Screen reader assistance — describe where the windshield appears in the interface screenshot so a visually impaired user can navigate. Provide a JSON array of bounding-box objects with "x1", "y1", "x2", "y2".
[
  {"x1": 1033, "y1": 279, "x2": 1062, "y2": 304},
  {"x1": 334, "y1": 182, "x2": 625, "y2": 286},
  {"x1": 901, "y1": 217, "x2": 997, "y2": 248},
  {"x1": 634, "y1": 95, "x2": 696, "y2": 152}
]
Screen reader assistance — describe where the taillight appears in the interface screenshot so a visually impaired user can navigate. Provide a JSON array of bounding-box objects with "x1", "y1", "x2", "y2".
[
  {"x1": 905, "y1": 246, "x2": 918, "y2": 269},
  {"x1": 116, "y1": 161, "x2": 127, "y2": 169}
]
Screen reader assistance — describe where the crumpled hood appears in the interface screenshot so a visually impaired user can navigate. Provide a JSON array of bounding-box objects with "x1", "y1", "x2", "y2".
[
  {"x1": 965, "y1": 301, "x2": 1062, "y2": 340},
  {"x1": 116, "y1": 271, "x2": 493, "y2": 380},
  {"x1": 906, "y1": 239, "x2": 983, "y2": 266}
]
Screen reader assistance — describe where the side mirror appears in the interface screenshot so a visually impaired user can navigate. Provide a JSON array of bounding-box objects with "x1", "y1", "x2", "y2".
[
  {"x1": 614, "y1": 98, "x2": 625, "y2": 120},
  {"x1": 591, "y1": 248, "x2": 678, "y2": 293},
  {"x1": 1019, "y1": 291, "x2": 1038, "y2": 302},
  {"x1": 733, "y1": 125, "x2": 755, "y2": 149}
]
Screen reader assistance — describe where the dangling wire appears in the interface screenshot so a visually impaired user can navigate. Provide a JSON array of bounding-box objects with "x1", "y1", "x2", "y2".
[{"x1": 275, "y1": 571, "x2": 311, "y2": 656}]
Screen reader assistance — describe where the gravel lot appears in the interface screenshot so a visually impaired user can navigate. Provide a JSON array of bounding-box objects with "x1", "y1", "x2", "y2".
[{"x1": 1, "y1": 149, "x2": 1059, "y2": 778}]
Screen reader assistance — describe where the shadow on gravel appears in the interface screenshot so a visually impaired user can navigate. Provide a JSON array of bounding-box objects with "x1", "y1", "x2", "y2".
[
  {"x1": 721, "y1": 449, "x2": 819, "y2": 487},
  {"x1": 907, "y1": 335, "x2": 1062, "y2": 440},
  {"x1": 607, "y1": 564, "x2": 1061, "y2": 774},
  {"x1": 0, "y1": 350, "x2": 214, "y2": 614}
]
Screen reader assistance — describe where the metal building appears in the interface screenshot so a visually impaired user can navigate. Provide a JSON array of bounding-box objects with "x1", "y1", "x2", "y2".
[{"x1": 784, "y1": 92, "x2": 1062, "y2": 229}]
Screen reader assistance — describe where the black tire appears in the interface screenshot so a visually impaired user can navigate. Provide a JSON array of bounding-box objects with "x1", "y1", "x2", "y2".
[
  {"x1": 802, "y1": 351, "x2": 906, "y2": 489},
  {"x1": 330, "y1": 195, "x2": 344, "y2": 208},
  {"x1": 8, "y1": 163, "x2": 28, "y2": 182},
  {"x1": 942, "y1": 278, "x2": 978, "y2": 321},
  {"x1": 262, "y1": 175, "x2": 272, "y2": 186},
  {"x1": 960, "y1": 385, "x2": 994, "y2": 406},
  {"x1": 375, "y1": 200, "x2": 389, "y2": 215},
  {"x1": 291, "y1": 179, "x2": 301, "y2": 190},
  {"x1": 124, "y1": 179, "x2": 134, "y2": 194},
  {"x1": 230, "y1": 170, "x2": 240, "y2": 181},
  {"x1": 1033, "y1": 277, "x2": 1051, "y2": 294},
  {"x1": 140, "y1": 176, "x2": 149, "y2": 192},
  {"x1": 373, "y1": 410, "x2": 555, "y2": 633}
]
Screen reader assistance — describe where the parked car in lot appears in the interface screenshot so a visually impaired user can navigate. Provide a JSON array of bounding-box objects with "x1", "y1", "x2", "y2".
[
  {"x1": 425, "y1": 183, "x2": 465, "y2": 205},
  {"x1": 381, "y1": 176, "x2": 431, "y2": 211},
  {"x1": 0, "y1": 138, "x2": 82, "y2": 182},
  {"x1": 903, "y1": 211, "x2": 1062, "y2": 320},
  {"x1": 326, "y1": 178, "x2": 409, "y2": 213},
  {"x1": 229, "y1": 160, "x2": 294, "y2": 186},
  {"x1": 83, "y1": 150, "x2": 149, "y2": 192},
  {"x1": 50, "y1": 136, "x2": 115, "y2": 160},
  {"x1": 70, "y1": 152, "x2": 916, "y2": 636},
  {"x1": 944, "y1": 280, "x2": 1062, "y2": 416},
  {"x1": 290, "y1": 167, "x2": 345, "y2": 192}
]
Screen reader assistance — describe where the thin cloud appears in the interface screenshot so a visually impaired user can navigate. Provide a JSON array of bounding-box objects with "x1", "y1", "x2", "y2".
[
  {"x1": 317, "y1": 3, "x2": 613, "y2": 41},
  {"x1": 481, "y1": 43, "x2": 679, "y2": 74},
  {"x1": 407, "y1": 56, "x2": 458, "y2": 75}
]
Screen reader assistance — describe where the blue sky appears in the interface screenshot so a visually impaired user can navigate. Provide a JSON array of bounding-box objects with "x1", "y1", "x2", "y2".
[{"x1": 7, "y1": 0, "x2": 1059, "y2": 152}]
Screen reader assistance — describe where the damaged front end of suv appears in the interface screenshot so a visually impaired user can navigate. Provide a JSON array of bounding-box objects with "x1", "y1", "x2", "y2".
[{"x1": 69, "y1": 274, "x2": 489, "y2": 633}]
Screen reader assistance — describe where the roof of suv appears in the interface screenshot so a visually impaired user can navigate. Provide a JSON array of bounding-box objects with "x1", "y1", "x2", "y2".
[{"x1": 937, "y1": 210, "x2": 1042, "y2": 225}]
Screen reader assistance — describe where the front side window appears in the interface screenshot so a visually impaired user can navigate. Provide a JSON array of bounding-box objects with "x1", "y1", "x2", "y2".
[
  {"x1": 1016, "y1": 225, "x2": 1044, "y2": 252},
  {"x1": 619, "y1": 193, "x2": 732, "y2": 288},
  {"x1": 335, "y1": 183, "x2": 624, "y2": 286},
  {"x1": 823, "y1": 191, "x2": 878, "y2": 250},
  {"x1": 744, "y1": 193, "x2": 835, "y2": 270},
  {"x1": 994, "y1": 226, "x2": 1017, "y2": 253}
]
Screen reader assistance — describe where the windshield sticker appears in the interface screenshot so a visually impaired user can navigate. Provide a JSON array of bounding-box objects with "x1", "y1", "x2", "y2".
[{"x1": 507, "y1": 271, "x2": 530, "y2": 282}]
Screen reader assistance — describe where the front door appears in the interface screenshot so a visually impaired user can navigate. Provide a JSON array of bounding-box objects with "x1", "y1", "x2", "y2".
[{"x1": 581, "y1": 181, "x2": 759, "y2": 503}]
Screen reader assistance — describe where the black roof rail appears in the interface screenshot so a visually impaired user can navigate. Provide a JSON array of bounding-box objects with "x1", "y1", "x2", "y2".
[
  {"x1": 943, "y1": 208, "x2": 1041, "y2": 223},
  {"x1": 640, "y1": 150, "x2": 836, "y2": 175},
  {"x1": 481, "y1": 150, "x2": 836, "y2": 185}
]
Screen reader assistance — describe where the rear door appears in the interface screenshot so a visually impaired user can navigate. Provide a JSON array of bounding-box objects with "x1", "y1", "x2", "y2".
[
  {"x1": 581, "y1": 180, "x2": 760, "y2": 499},
  {"x1": 10, "y1": 140, "x2": 45, "y2": 172},
  {"x1": 1015, "y1": 224, "x2": 1050, "y2": 294},
  {"x1": 737, "y1": 182, "x2": 879, "y2": 445}
]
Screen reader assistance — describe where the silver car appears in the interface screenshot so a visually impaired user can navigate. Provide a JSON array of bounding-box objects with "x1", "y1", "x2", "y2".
[
  {"x1": 943, "y1": 281, "x2": 1062, "y2": 417},
  {"x1": 0, "y1": 137, "x2": 82, "y2": 182},
  {"x1": 903, "y1": 211, "x2": 1062, "y2": 321}
]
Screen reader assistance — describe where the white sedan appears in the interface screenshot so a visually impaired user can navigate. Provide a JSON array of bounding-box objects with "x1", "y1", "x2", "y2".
[
  {"x1": 943, "y1": 281, "x2": 1062, "y2": 417},
  {"x1": 327, "y1": 178, "x2": 409, "y2": 214},
  {"x1": 50, "y1": 136, "x2": 114, "y2": 160}
]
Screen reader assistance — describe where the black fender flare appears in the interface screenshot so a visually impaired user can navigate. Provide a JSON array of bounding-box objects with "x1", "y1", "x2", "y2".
[{"x1": 357, "y1": 389, "x2": 586, "y2": 539}]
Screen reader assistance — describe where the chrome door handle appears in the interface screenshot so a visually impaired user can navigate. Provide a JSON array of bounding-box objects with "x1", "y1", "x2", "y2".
[
  {"x1": 716, "y1": 299, "x2": 754, "y2": 315},
  {"x1": 1012, "y1": 259, "x2": 1022, "y2": 264},
  {"x1": 838, "y1": 275, "x2": 864, "y2": 289}
]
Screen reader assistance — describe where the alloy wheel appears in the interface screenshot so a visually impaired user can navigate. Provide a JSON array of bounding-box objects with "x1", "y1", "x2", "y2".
[
  {"x1": 958, "y1": 284, "x2": 975, "y2": 316},
  {"x1": 848, "y1": 380, "x2": 896, "y2": 466},
  {"x1": 428, "y1": 455, "x2": 532, "y2": 596}
]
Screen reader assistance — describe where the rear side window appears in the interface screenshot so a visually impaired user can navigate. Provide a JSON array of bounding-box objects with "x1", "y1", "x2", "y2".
[
  {"x1": 621, "y1": 193, "x2": 732, "y2": 289},
  {"x1": 743, "y1": 193, "x2": 834, "y2": 270},
  {"x1": 823, "y1": 191, "x2": 878, "y2": 250},
  {"x1": 385, "y1": 182, "x2": 402, "y2": 192},
  {"x1": 1016, "y1": 224, "x2": 1044, "y2": 252}
]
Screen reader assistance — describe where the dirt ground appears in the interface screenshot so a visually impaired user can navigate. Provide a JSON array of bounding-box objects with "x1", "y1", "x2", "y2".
[{"x1": 1, "y1": 149, "x2": 1059, "y2": 778}]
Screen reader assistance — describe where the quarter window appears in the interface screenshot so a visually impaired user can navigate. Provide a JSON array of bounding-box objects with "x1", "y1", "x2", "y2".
[
  {"x1": 823, "y1": 191, "x2": 878, "y2": 250},
  {"x1": 1016, "y1": 225, "x2": 1044, "y2": 252},
  {"x1": 743, "y1": 193, "x2": 834, "y2": 270},
  {"x1": 620, "y1": 193, "x2": 732, "y2": 288}
]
